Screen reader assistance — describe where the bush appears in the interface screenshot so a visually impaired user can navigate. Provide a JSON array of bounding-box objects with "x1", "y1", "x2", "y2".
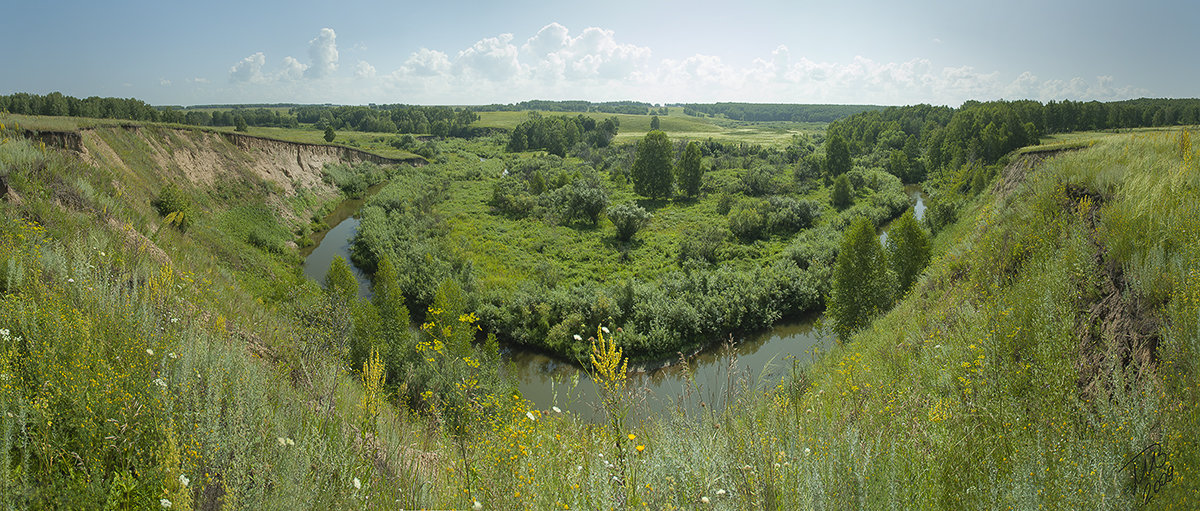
[
  {"x1": 608, "y1": 202, "x2": 651, "y2": 242},
  {"x1": 677, "y1": 225, "x2": 727, "y2": 265},
  {"x1": 765, "y1": 196, "x2": 821, "y2": 234},
  {"x1": 562, "y1": 177, "x2": 609, "y2": 225},
  {"x1": 831, "y1": 174, "x2": 853, "y2": 210},
  {"x1": 729, "y1": 204, "x2": 765, "y2": 242},
  {"x1": 151, "y1": 183, "x2": 194, "y2": 231}
]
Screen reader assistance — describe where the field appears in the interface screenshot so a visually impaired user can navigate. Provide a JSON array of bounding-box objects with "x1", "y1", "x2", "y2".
[{"x1": 473, "y1": 107, "x2": 823, "y2": 145}]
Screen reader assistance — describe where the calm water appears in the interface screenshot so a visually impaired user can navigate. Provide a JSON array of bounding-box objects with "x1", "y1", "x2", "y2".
[
  {"x1": 300, "y1": 183, "x2": 924, "y2": 420},
  {"x1": 879, "y1": 184, "x2": 926, "y2": 245}
]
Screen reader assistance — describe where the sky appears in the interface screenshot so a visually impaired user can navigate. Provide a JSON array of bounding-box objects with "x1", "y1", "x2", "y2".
[{"x1": 2, "y1": 0, "x2": 1195, "y2": 107}]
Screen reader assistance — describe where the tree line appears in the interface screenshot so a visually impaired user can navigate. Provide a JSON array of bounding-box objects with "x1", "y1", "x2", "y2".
[
  {"x1": 676, "y1": 102, "x2": 884, "y2": 122},
  {"x1": 474, "y1": 100, "x2": 656, "y2": 115},
  {"x1": 506, "y1": 113, "x2": 620, "y2": 155},
  {"x1": 290, "y1": 105, "x2": 479, "y2": 136}
]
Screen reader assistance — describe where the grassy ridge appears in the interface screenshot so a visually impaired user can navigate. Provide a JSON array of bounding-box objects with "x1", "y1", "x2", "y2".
[{"x1": 473, "y1": 108, "x2": 822, "y2": 145}]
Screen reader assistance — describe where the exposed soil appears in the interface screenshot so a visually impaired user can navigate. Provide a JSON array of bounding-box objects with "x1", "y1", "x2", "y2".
[{"x1": 1067, "y1": 184, "x2": 1160, "y2": 401}]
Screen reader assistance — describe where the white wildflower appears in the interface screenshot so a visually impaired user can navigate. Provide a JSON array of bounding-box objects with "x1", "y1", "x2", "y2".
[
  {"x1": 146, "y1": 349, "x2": 154, "y2": 356},
  {"x1": 353, "y1": 477, "x2": 361, "y2": 490},
  {"x1": 576, "y1": 465, "x2": 583, "y2": 471},
  {"x1": 67, "y1": 278, "x2": 75, "y2": 283},
  {"x1": 160, "y1": 499, "x2": 171, "y2": 508},
  {"x1": 601, "y1": 326, "x2": 610, "y2": 334},
  {"x1": 179, "y1": 474, "x2": 189, "y2": 488},
  {"x1": 804, "y1": 447, "x2": 811, "y2": 456},
  {"x1": 99, "y1": 251, "x2": 105, "y2": 256},
  {"x1": 716, "y1": 489, "x2": 726, "y2": 496},
  {"x1": 573, "y1": 334, "x2": 583, "y2": 341},
  {"x1": 552, "y1": 406, "x2": 561, "y2": 414},
  {"x1": 170, "y1": 317, "x2": 179, "y2": 324},
  {"x1": 169, "y1": 352, "x2": 178, "y2": 359},
  {"x1": 153, "y1": 378, "x2": 167, "y2": 389},
  {"x1": 277, "y1": 437, "x2": 287, "y2": 446},
  {"x1": 472, "y1": 501, "x2": 483, "y2": 510},
  {"x1": 0, "y1": 328, "x2": 8, "y2": 337},
  {"x1": 286, "y1": 437, "x2": 295, "y2": 446},
  {"x1": 700, "y1": 496, "x2": 710, "y2": 504},
  {"x1": 525, "y1": 411, "x2": 536, "y2": 422}
]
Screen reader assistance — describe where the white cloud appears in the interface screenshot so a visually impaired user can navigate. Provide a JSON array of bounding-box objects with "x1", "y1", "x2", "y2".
[
  {"x1": 160, "y1": 79, "x2": 172, "y2": 87},
  {"x1": 306, "y1": 28, "x2": 339, "y2": 78},
  {"x1": 191, "y1": 77, "x2": 210, "y2": 84},
  {"x1": 229, "y1": 52, "x2": 266, "y2": 83},
  {"x1": 219, "y1": 22, "x2": 1148, "y2": 105},
  {"x1": 280, "y1": 56, "x2": 308, "y2": 81},
  {"x1": 355, "y1": 60, "x2": 376, "y2": 78}
]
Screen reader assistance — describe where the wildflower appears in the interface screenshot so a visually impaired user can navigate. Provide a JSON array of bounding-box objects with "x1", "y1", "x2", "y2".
[
  {"x1": 576, "y1": 465, "x2": 583, "y2": 471},
  {"x1": 700, "y1": 496, "x2": 710, "y2": 504},
  {"x1": 0, "y1": 328, "x2": 8, "y2": 337},
  {"x1": 146, "y1": 349, "x2": 154, "y2": 356},
  {"x1": 160, "y1": 499, "x2": 171, "y2": 508},
  {"x1": 473, "y1": 501, "x2": 483, "y2": 510},
  {"x1": 636, "y1": 445, "x2": 645, "y2": 452},
  {"x1": 526, "y1": 411, "x2": 536, "y2": 422},
  {"x1": 99, "y1": 251, "x2": 105, "y2": 256},
  {"x1": 277, "y1": 437, "x2": 287, "y2": 446},
  {"x1": 171, "y1": 318, "x2": 179, "y2": 323},
  {"x1": 742, "y1": 464, "x2": 752, "y2": 471},
  {"x1": 601, "y1": 326, "x2": 610, "y2": 334},
  {"x1": 286, "y1": 437, "x2": 294, "y2": 446},
  {"x1": 716, "y1": 489, "x2": 727, "y2": 496},
  {"x1": 628, "y1": 433, "x2": 636, "y2": 441},
  {"x1": 179, "y1": 474, "x2": 189, "y2": 488},
  {"x1": 804, "y1": 447, "x2": 811, "y2": 456},
  {"x1": 573, "y1": 334, "x2": 583, "y2": 341},
  {"x1": 552, "y1": 406, "x2": 562, "y2": 414},
  {"x1": 153, "y1": 378, "x2": 167, "y2": 389},
  {"x1": 353, "y1": 477, "x2": 361, "y2": 490},
  {"x1": 169, "y1": 352, "x2": 178, "y2": 359},
  {"x1": 67, "y1": 278, "x2": 75, "y2": 283}
]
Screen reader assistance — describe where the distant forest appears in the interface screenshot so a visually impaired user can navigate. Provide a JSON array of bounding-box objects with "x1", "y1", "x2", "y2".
[
  {"x1": 674, "y1": 102, "x2": 884, "y2": 122},
  {"x1": 2, "y1": 92, "x2": 1198, "y2": 143}
]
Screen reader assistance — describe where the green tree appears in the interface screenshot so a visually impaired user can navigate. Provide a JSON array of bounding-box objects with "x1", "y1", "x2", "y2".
[
  {"x1": 829, "y1": 217, "x2": 895, "y2": 339},
  {"x1": 675, "y1": 140, "x2": 703, "y2": 198},
  {"x1": 324, "y1": 126, "x2": 336, "y2": 143},
  {"x1": 608, "y1": 202, "x2": 652, "y2": 242},
  {"x1": 650, "y1": 115, "x2": 661, "y2": 130},
  {"x1": 824, "y1": 132, "x2": 851, "y2": 176},
  {"x1": 630, "y1": 130, "x2": 674, "y2": 199},
  {"x1": 886, "y1": 209, "x2": 931, "y2": 295},
  {"x1": 324, "y1": 256, "x2": 358, "y2": 305},
  {"x1": 887, "y1": 149, "x2": 910, "y2": 182},
  {"x1": 371, "y1": 257, "x2": 413, "y2": 377},
  {"x1": 831, "y1": 174, "x2": 853, "y2": 210},
  {"x1": 234, "y1": 116, "x2": 248, "y2": 132}
]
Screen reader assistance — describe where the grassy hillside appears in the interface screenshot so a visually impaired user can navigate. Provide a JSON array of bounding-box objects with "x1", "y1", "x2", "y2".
[{"x1": 1, "y1": 116, "x2": 1197, "y2": 508}]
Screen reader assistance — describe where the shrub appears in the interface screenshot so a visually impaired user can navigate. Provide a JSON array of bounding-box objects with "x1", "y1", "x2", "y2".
[
  {"x1": 608, "y1": 202, "x2": 651, "y2": 242},
  {"x1": 677, "y1": 225, "x2": 727, "y2": 265},
  {"x1": 765, "y1": 196, "x2": 821, "y2": 234},
  {"x1": 729, "y1": 204, "x2": 765, "y2": 242},
  {"x1": 831, "y1": 174, "x2": 853, "y2": 210},
  {"x1": 151, "y1": 183, "x2": 194, "y2": 231}
]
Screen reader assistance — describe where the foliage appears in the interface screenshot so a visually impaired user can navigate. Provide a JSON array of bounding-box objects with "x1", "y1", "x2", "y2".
[
  {"x1": 152, "y1": 183, "x2": 195, "y2": 231},
  {"x1": 886, "y1": 208, "x2": 931, "y2": 295},
  {"x1": 824, "y1": 132, "x2": 851, "y2": 176},
  {"x1": 829, "y1": 217, "x2": 894, "y2": 338},
  {"x1": 608, "y1": 202, "x2": 651, "y2": 242},
  {"x1": 507, "y1": 113, "x2": 618, "y2": 155},
  {"x1": 630, "y1": 130, "x2": 674, "y2": 199},
  {"x1": 831, "y1": 174, "x2": 852, "y2": 210},
  {"x1": 728, "y1": 203, "x2": 765, "y2": 243},
  {"x1": 323, "y1": 126, "x2": 335, "y2": 143},
  {"x1": 675, "y1": 140, "x2": 703, "y2": 198}
]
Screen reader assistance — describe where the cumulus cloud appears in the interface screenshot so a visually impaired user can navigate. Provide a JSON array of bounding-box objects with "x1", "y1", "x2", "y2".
[
  {"x1": 454, "y1": 33, "x2": 520, "y2": 81},
  {"x1": 280, "y1": 56, "x2": 308, "y2": 81},
  {"x1": 229, "y1": 52, "x2": 266, "y2": 83},
  {"x1": 355, "y1": 60, "x2": 376, "y2": 78},
  {"x1": 306, "y1": 28, "x2": 339, "y2": 78},
  {"x1": 159, "y1": 79, "x2": 171, "y2": 86}
]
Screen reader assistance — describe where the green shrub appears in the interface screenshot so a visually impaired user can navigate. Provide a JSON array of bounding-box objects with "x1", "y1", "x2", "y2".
[
  {"x1": 151, "y1": 183, "x2": 194, "y2": 231},
  {"x1": 729, "y1": 204, "x2": 765, "y2": 242},
  {"x1": 608, "y1": 202, "x2": 651, "y2": 242}
]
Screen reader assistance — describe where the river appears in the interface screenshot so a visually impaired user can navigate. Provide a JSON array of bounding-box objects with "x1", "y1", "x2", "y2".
[{"x1": 301, "y1": 184, "x2": 924, "y2": 420}]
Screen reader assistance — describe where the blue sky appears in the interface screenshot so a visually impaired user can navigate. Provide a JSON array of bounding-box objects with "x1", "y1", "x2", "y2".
[{"x1": 3, "y1": 0, "x2": 1195, "y2": 106}]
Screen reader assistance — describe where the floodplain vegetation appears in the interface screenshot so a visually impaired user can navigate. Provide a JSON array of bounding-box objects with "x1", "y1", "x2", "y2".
[{"x1": 0, "y1": 100, "x2": 1197, "y2": 510}]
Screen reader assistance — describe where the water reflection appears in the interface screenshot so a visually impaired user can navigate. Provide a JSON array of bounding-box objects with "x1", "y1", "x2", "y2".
[{"x1": 508, "y1": 314, "x2": 833, "y2": 422}]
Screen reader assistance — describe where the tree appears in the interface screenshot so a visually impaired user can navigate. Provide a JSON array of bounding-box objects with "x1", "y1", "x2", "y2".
[
  {"x1": 886, "y1": 209, "x2": 931, "y2": 295},
  {"x1": 831, "y1": 174, "x2": 852, "y2": 210},
  {"x1": 887, "y1": 149, "x2": 910, "y2": 182},
  {"x1": 824, "y1": 132, "x2": 851, "y2": 176},
  {"x1": 234, "y1": 116, "x2": 248, "y2": 132},
  {"x1": 564, "y1": 178, "x2": 610, "y2": 225},
  {"x1": 676, "y1": 140, "x2": 703, "y2": 198},
  {"x1": 324, "y1": 126, "x2": 336, "y2": 143},
  {"x1": 650, "y1": 115, "x2": 661, "y2": 130},
  {"x1": 324, "y1": 256, "x2": 358, "y2": 305},
  {"x1": 829, "y1": 217, "x2": 895, "y2": 339},
  {"x1": 371, "y1": 257, "x2": 413, "y2": 379},
  {"x1": 630, "y1": 130, "x2": 674, "y2": 199},
  {"x1": 608, "y1": 202, "x2": 651, "y2": 242}
]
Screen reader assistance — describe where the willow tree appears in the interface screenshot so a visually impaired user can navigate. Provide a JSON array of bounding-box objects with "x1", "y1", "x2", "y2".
[{"x1": 631, "y1": 130, "x2": 674, "y2": 199}]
